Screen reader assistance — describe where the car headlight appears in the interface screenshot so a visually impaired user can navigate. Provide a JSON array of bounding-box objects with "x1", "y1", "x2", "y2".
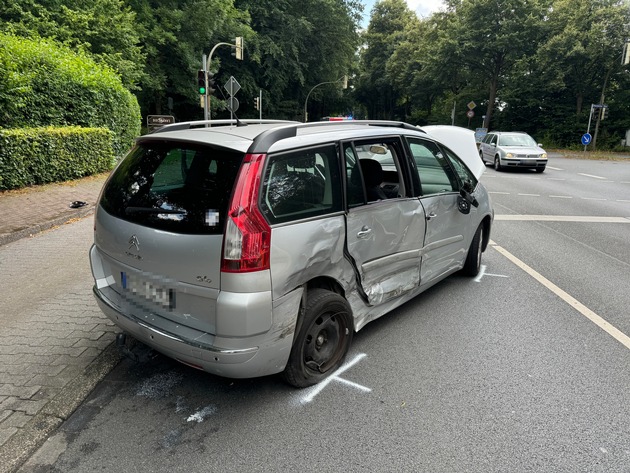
[
  {"x1": 505, "y1": 152, "x2": 514, "y2": 158},
  {"x1": 540, "y1": 153, "x2": 547, "y2": 159}
]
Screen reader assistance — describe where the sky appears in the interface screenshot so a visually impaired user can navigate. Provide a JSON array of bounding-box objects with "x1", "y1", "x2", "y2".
[{"x1": 361, "y1": 0, "x2": 445, "y2": 26}]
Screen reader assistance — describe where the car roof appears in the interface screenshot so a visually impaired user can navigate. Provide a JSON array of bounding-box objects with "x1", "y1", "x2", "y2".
[
  {"x1": 139, "y1": 119, "x2": 425, "y2": 153},
  {"x1": 138, "y1": 119, "x2": 485, "y2": 180}
]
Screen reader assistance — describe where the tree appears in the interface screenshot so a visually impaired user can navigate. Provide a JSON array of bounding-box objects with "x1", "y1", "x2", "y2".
[
  {"x1": 356, "y1": 0, "x2": 418, "y2": 119},
  {"x1": 235, "y1": 0, "x2": 362, "y2": 120},
  {"x1": 0, "y1": 0, "x2": 145, "y2": 89},
  {"x1": 438, "y1": 0, "x2": 549, "y2": 129}
]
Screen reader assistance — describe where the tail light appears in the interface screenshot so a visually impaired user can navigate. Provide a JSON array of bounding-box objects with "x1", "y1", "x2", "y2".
[{"x1": 221, "y1": 153, "x2": 271, "y2": 272}]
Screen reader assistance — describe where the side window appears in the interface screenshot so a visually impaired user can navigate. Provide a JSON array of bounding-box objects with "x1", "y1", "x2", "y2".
[
  {"x1": 490, "y1": 134, "x2": 497, "y2": 145},
  {"x1": 260, "y1": 145, "x2": 342, "y2": 224},
  {"x1": 344, "y1": 144, "x2": 364, "y2": 207},
  {"x1": 407, "y1": 138, "x2": 458, "y2": 196},
  {"x1": 442, "y1": 147, "x2": 477, "y2": 192},
  {"x1": 344, "y1": 139, "x2": 405, "y2": 206}
]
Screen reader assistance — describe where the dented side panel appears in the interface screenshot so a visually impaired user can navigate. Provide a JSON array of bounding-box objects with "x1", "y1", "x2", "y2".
[{"x1": 269, "y1": 215, "x2": 355, "y2": 301}]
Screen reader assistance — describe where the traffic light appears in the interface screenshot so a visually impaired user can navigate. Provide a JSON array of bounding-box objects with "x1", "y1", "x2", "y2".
[
  {"x1": 235, "y1": 36, "x2": 244, "y2": 60},
  {"x1": 254, "y1": 97, "x2": 260, "y2": 111},
  {"x1": 197, "y1": 70, "x2": 206, "y2": 94},
  {"x1": 601, "y1": 106, "x2": 609, "y2": 120},
  {"x1": 207, "y1": 72, "x2": 216, "y2": 94}
]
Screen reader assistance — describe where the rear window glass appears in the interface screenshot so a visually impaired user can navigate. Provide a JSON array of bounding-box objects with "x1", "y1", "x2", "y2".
[
  {"x1": 260, "y1": 144, "x2": 342, "y2": 224},
  {"x1": 100, "y1": 141, "x2": 243, "y2": 234}
]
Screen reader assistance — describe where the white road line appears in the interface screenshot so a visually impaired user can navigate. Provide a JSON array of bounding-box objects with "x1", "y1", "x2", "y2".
[
  {"x1": 517, "y1": 193, "x2": 540, "y2": 197},
  {"x1": 489, "y1": 192, "x2": 510, "y2": 195},
  {"x1": 494, "y1": 215, "x2": 630, "y2": 222},
  {"x1": 549, "y1": 195, "x2": 572, "y2": 199},
  {"x1": 617, "y1": 199, "x2": 630, "y2": 203},
  {"x1": 578, "y1": 173, "x2": 607, "y2": 180},
  {"x1": 581, "y1": 197, "x2": 607, "y2": 201},
  {"x1": 547, "y1": 178, "x2": 566, "y2": 181},
  {"x1": 546, "y1": 166, "x2": 563, "y2": 171},
  {"x1": 491, "y1": 244, "x2": 630, "y2": 351}
]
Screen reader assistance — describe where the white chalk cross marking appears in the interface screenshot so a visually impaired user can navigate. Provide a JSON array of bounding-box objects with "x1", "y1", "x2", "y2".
[
  {"x1": 474, "y1": 264, "x2": 509, "y2": 282},
  {"x1": 299, "y1": 353, "x2": 370, "y2": 404}
]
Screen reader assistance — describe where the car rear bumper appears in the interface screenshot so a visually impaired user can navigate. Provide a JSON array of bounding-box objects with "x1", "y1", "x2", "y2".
[{"x1": 93, "y1": 286, "x2": 296, "y2": 379}]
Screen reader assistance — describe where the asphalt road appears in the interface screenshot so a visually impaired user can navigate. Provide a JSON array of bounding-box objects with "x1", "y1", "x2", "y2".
[{"x1": 19, "y1": 156, "x2": 630, "y2": 473}]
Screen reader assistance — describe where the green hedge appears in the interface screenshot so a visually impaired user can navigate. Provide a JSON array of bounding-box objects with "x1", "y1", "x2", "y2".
[
  {"x1": 0, "y1": 126, "x2": 115, "y2": 190},
  {"x1": 0, "y1": 32, "x2": 140, "y2": 158}
]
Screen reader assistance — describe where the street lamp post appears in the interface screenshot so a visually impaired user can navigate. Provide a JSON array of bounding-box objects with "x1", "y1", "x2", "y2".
[
  {"x1": 203, "y1": 38, "x2": 244, "y2": 122},
  {"x1": 304, "y1": 75, "x2": 348, "y2": 122}
]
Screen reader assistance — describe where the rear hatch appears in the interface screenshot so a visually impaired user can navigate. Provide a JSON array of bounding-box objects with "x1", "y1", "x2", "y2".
[{"x1": 93, "y1": 140, "x2": 244, "y2": 333}]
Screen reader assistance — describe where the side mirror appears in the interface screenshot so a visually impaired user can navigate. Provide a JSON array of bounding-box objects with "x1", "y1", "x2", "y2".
[
  {"x1": 538, "y1": 143, "x2": 543, "y2": 147},
  {"x1": 458, "y1": 189, "x2": 479, "y2": 215}
]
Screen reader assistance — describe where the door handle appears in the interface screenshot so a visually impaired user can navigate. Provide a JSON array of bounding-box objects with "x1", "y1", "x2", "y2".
[
  {"x1": 426, "y1": 212, "x2": 437, "y2": 221},
  {"x1": 357, "y1": 226, "x2": 372, "y2": 238}
]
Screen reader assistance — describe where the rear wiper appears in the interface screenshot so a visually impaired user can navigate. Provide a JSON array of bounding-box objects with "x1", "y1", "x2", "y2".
[{"x1": 125, "y1": 207, "x2": 186, "y2": 215}]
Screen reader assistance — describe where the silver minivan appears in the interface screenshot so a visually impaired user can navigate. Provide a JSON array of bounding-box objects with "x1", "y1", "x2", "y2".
[{"x1": 90, "y1": 120, "x2": 493, "y2": 387}]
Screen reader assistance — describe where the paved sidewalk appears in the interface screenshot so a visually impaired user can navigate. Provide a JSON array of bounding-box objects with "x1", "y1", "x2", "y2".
[
  {"x1": 0, "y1": 174, "x2": 109, "y2": 247},
  {"x1": 0, "y1": 173, "x2": 123, "y2": 473}
]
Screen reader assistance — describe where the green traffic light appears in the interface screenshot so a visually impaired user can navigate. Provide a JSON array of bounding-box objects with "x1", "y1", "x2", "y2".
[{"x1": 199, "y1": 87, "x2": 206, "y2": 94}]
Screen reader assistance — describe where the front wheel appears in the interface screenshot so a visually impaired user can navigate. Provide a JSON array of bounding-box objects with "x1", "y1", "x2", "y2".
[
  {"x1": 462, "y1": 224, "x2": 484, "y2": 277},
  {"x1": 494, "y1": 155, "x2": 502, "y2": 171},
  {"x1": 536, "y1": 167, "x2": 545, "y2": 173},
  {"x1": 283, "y1": 289, "x2": 353, "y2": 388}
]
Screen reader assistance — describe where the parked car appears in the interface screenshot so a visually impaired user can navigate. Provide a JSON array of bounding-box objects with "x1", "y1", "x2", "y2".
[
  {"x1": 90, "y1": 120, "x2": 493, "y2": 387},
  {"x1": 479, "y1": 131, "x2": 547, "y2": 172}
]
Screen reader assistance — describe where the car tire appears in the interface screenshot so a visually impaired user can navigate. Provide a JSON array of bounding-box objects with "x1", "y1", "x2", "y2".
[
  {"x1": 536, "y1": 167, "x2": 545, "y2": 173},
  {"x1": 494, "y1": 155, "x2": 502, "y2": 171},
  {"x1": 479, "y1": 150, "x2": 486, "y2": 165},
  {"x1": 283, "y1": 289, "x2": 353, "y2": 388},
  {"x1": 461, "y1": 224, "x2": 484, "y2": 277}
]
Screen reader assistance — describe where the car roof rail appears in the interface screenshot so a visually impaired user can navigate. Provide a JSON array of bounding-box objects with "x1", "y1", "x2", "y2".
[
  {"x1": 248, "y1": 120, "x2": 424, "y2": 153},
  {"x1": 150, "y1": 119, "x2": 299, "y2": 134}
]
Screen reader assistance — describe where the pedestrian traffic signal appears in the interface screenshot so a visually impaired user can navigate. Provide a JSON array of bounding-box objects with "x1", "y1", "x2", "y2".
[
  {"x1": 254, "y1": 96, "x2": 260, "y2": 111},
  {"x1": 197, "y1": 70, "x2": 206, "y2": 95}
]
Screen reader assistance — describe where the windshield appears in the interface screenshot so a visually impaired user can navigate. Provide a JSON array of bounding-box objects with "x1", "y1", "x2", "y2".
[
  {"x1": 499, "y1": 134, "x2": 537, "y2": 147},
  {"x1": 100, "y1": 142, "x2": 243, "y2": 234}
]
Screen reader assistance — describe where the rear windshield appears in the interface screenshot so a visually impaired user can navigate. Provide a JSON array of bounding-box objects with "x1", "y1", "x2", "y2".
[{"x1": 100, "y1": 141, "x2": 243, "y2": 234}]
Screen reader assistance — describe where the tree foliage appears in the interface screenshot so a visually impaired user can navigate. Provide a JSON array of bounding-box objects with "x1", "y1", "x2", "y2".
[
  {"x1": 358, "y1": 0, "x2": 630, "y2": 148},
  {"x1": 0, "y1": 0, "x2": 145, "y2": 89},
  {"x1": 0, "y1": 32, "x2": 140, "y2": 156}
]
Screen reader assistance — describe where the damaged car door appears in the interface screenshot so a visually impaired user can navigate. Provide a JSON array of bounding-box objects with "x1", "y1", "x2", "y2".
[{"x1": 344, "y1": 138, "x2": 426, "y2": 306}]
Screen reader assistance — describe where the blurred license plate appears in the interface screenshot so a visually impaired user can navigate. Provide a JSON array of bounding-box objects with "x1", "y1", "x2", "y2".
[{"x1": 121, "y1": 272, "x2": 175, "y2": 309}]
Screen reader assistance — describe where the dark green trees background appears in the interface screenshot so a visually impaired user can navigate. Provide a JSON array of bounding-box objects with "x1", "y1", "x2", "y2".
[{"x1": 2, "y1": 0, "x2": 630, "y2": 148}]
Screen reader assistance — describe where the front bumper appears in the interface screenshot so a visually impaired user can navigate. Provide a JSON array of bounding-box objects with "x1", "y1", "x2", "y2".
[{"x1": 502, "y1": 158, "x2": 547, "y2": 168}]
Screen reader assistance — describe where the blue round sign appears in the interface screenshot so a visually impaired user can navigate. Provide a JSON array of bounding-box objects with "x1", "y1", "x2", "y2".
[{"x1": 581, "y1": 133, "x2": 592, "y2": 145}]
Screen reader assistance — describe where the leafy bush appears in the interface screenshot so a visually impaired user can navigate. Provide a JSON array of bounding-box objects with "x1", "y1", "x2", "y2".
[
  {"x1": 0, "y1": 32, "x2": 140, "y2": 157},
  {"x1": 0, "y1": 127, "x2": 115, "y2": 190}
]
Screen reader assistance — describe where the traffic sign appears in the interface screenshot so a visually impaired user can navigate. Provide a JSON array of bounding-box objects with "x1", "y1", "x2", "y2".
[
  {"x1": 227, "y1": 97, "x2": 239, "y2": 112},
  {"x1": 466, "y1": 110, "x2": 474, "y2": 118},
  {"x1": 147, "y1": 115, "x2": 175, "y2": 128},
  {"x1": 581, "y1": 133, "x2": 592, "y2": 145},
  {"x1": 224, "y1": 76, "x2": 241, "y2": 97},
  {"x1": 467, "y1": 101, "x2": 476, "y2": 110}
]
